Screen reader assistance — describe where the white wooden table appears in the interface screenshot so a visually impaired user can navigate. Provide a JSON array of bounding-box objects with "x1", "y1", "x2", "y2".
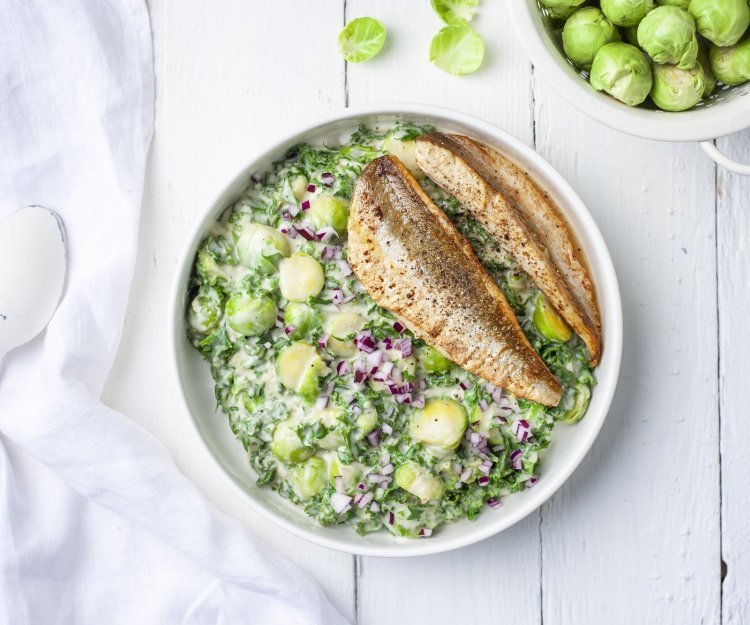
[{"x1": 104, "y1": 1, "x2": 750, "y2": 622}]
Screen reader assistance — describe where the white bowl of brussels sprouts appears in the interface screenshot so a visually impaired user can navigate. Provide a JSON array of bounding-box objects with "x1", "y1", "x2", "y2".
[
  {"x1": 507, "y1": 0, "x2": 750, "y2": 174},
  {"x1": 169, "y1": 104, "x2": 623, "y2": 557}
]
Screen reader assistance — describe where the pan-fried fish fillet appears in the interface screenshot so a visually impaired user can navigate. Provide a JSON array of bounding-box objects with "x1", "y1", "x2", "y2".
[
  {"x1": 415, "y1": 132, "x2": 602, "y2": 366},
  {"x1": 348, "y1": 155, "x2": 562, "y2": 407}
]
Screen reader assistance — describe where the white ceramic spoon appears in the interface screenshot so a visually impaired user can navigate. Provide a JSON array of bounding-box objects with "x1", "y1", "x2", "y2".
[{"x1": 0, "y1": 206, "x2": 66, "y2": 360}]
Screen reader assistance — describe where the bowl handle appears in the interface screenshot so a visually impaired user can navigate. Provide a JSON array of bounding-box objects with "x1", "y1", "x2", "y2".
[{"x1": 701, "y1": 140, "x2": 750, "y2": 176}]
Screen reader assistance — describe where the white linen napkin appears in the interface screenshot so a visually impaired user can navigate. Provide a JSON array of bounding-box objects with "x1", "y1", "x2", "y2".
[{"x1": 0, "y1": 2, "x2": 348, "y2": 624}]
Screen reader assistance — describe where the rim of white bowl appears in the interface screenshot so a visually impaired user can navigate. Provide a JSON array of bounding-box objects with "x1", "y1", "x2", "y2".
[
  {"x1": 168, "y1": 103, "x2": 623, "y2": 557},
  {"x1": 507, "y1": 1, "x2": 750, "y2": 143}
]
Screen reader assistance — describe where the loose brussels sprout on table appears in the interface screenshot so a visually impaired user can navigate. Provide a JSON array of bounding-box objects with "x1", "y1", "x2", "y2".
[
  {"x1": 540, "y1": 0, "x2": 750, "y2": 110},
  {"x1": 590, "y1": 42, "x2": 653, "y2": 106}
]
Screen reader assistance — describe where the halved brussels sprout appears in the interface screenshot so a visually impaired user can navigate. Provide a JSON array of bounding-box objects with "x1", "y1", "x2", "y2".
[
  {"x1": 533, "y1": 296, "x2": 573, "y2": 343},
  {"x1": 283, "y1": 302, "x2": 318, "y2": 339},
  {"x1": 561, "y1": 384, "x2": 592, "y2": 424},
  {"x1": 279, "y1": 253, "x2": 325, "y2": 302},
  {"x1": 429, "y1": 24, "x2": 485, "y2": 76},
  {"x1": 270, "y1": 420, "x2": 313, "y2": 463},
  {"x1": 410, "y1": 398, "x2": 468, "y2": 450},
  {"x1": 276, "y1": 342, "x2": 328, "y2": 402},
  {"x1": 637, "y1": 6, "x2": 699, "y2": 68},
  {"x1": 338, "y1": 17, "x2": 387, "y2": 63},
  {"x1": 188, "y1": 286, "x2": 223, "y2": 334},
  {"x1": 291, "y1": 175, "x2": 308, "y2": 201},
  {"x1": 651, "y1": 62, "x2": 707, "y2": 111},
  {"x1": 326, "y1": 312, "x2": 366, "y2": 357},
  {"x1": 688, "y1": 0, "x2": 750, "y2": 47},
  {"x1": 600, "y1": 0, "x2": 655, "y2": 26},
  {"x1": 710, "y1": 38, "x2": 750, "y2": 86},
  {"x1": 563, "y1": 7, "x2": 621, "y2": 70},
  {"x1": 328, "y1": 453, "x2": 363, "y2": 490},
  {"x1": 590, "y1": 42, "x2": 653, "y2": 106},
  {"x1": 225, "y1": 292, "x2": 277, "y2": 336},
  {"x1": 418, "y1": 344, "x2": 454, "y2": 374},
  {"x1": 308, "y1": 195, "x2": 350, "y2": 234},
  {"x1": 539, "y1": 0, "x2": 588, "y2": 19},
  {"x1": 236, "y1": 223, "x2": 291, "y2": 274},
  {"x1": 394, "y1": 461, "x2": 444, "y2": 503},
  {"x1": 289, "y1": 456, "x2": 327, "y2": 500},
  {"x1": 356, "y1": 405, "x2": 378, "y2": 436},
  {"x1": 383, "y1": 136, "x2": 423, "y2": 178}
]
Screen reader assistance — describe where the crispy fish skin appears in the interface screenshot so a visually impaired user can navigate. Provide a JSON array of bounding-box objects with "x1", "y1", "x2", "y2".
[
  {"x1": 348, "y1": 155, "x2": 562, "y2": 407},
  {"x1": 414, "y1": 132, "x2": 602, "y2": 366}
]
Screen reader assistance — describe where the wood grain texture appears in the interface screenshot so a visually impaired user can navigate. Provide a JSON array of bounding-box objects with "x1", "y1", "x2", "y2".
[
  {"x1": 103, "y1": 0, "x2": 354, "y2": 620},
  {"x1": 534, "y1": 81, "x2": 721, "y2": 625},
  {"x1": 716, "y1": 130, "x2": 750, "y2": 625}
]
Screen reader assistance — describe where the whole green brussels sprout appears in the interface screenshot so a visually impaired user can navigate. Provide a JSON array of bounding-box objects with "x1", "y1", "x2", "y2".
[
  {"x1": 637, "y1": 6, "x2": 699, "y2": 68},
  {"x1": 650, "y1": 62, "x2": 707, "y2": 110},
  {"x1": 188, "y1": 286, "x2": 223, "y2": 334},
  {"x1": 283, "y1": 302, "x2": 318, "y2": 339},
  {"x1": 410, "y1": 399, "x2": 467, "y2": 450},
  {"x1": 600, "y1": 0, "x2": 655, "y2": 27},
  {"x1": 288, "y1": 456, "x2": 327, "y2": 500},
  {"x1": 394, "y1": 461, "x2": 444, "y2": 504},
  {"x1": 696, "y1": 45, "x2": 718, "y2": 95},
  {"x1": 590, "y1": 43, "x2": 653, "y2": 106},
  {"x1": 225, "y1": 292, "x2": 277, "y2": 336},
  {"x1": 418, "y1": 344, "x2": 454, "y2": 373},
  {"x1": 236, "y1": 223, "x2": 291, "y2": 274},
  {"x1": 538, "y1": 0, "x2": 588, "y2": 19},
  {"x1": 270, "y1": 420, "x2": 313, "y2": 464},
  {"x1": 308, "y1": 195, "x2": 350, "y2": 235},
  {"x1": 562, "y1": 8, "x2": 621, "y2": 70},
  {"x1": 710, "y1": 38, "x2": 750, "y2": 85},
  {"x1": 688, "y1": 0, "x2": 750, "y2": 47}
]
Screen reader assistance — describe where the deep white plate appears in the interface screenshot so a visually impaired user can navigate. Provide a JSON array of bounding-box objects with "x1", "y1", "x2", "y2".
[{"x1": 169, "y1": 103, "x2": 623, "y2": 557}]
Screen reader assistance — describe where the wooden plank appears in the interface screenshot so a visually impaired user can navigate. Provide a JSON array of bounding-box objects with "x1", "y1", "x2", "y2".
[
  {"x1": 533, "y1": 80, "x2": 721, "y2": 624},
  {"x1": 345, "y1": 2, "x2": 542, "y2": 624},
  {"x1": 716, "y1": 130, "x2": 750, "y2": 625},
  {"x1": 104, "y1": 0, "x2": 355, "y2": 620}
]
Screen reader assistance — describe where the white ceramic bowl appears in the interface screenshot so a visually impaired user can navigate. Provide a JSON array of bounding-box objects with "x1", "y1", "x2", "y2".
[
  {"x1": 169, "y1": 103, "x2": 623, "y2": 557},
  {"x1": 507, "y1": 1, "x2": 750, "y2": 175}
]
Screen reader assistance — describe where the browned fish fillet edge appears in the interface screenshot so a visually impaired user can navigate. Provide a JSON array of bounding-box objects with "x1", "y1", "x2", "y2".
[
  {"x1": 414, "y1": 132, "x2": 602, "y2": 366},
  {"x1": 348, "y1": 154, "x2": 563, "y2": 407}
]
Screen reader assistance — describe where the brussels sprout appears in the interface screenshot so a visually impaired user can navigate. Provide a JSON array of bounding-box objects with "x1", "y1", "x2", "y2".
[
  {"x1": 394, "y1": 461, "x2": 444, "y2": 503},
  {"x1": 600, "y1": 0, "x2": 655, "y2": 26},
  {"x1": 470, "y1": 406, "x2": 504, "y2": 445},
  {"x1": 697, "y1": 45, "x2": 718, "y2": 95},
  {"x1": 291, "y1": 175, "x2": 308, "y2": 201},
  {"x1": 418, "y1": 344, "x2": 454, "y2": 374},
  {"x1": 338, "y1": 17, "x2": 387, "y2": 63},
  {"x1": 623, "y1": 24, "x2": 641, "y2": 45},
  {"x1": 328, "y1": 453, "x2": 363, "y2": 490},
  {"x1": 279, "y1": 253, "x2": 325, "y2": 302},
  {"x1": 276, "y1": 342, "x2": 328, "y2": 402},
  {"x1": 283, "y1": 302, "x2": 318, "y2": 339},
  {"x1": 225, "y1": 292, "x2": 277, "y2": 336},
  {"x1": 431, "y1": 0, "x2": 479, "y2": 25},
  {"x1": 561, "y1": 384, "x2": 592, "y2": 423},
  {"x1": 271, "y1": 420, "x2": 313, "y2": 463},
  {"x1": 651, "y1": 62, "x2": 707, "y2": 111},
  {"x1": 410, "y1": 398, "x2": 468, "y2": 450},
  {"x1": 188, "y1": 286, "x2": 223, "y2": 334},
  {"x1": 308, "y1": 195, "x2": 350, "y2": 234},
  {"x1": 533, "y1": 296, "x2": 573, "y2": 343},
  {"x1": 637, "y1": 6, "x2": 699, "y2": 68},
  {"x1": 236, "y1": 223, "x2": 291, "y2": 274},
  {"x1": 710, "y1": 38, "x2": 750, "y2": 86},
  {"x1": 562, "y1": 8, "x2": 621, "y2": 70},
  {"x1": 689, "y1": 0, "x2": 750, "y2": 47},
  {"x1": 429, "y1": 24, "x2": 485, "y2": 76},
  {"x1": 590, "y1": 42, "x2": 653, "y2": 106},
  {"x1": 383, "y1": 136, "x2": 423, "y2": 178},
  {"x1": 196, "y1": 248, "x2": 223, "y2": 286},
  {"x1": 356, "y1": 405, "x2": 378, "y2": 436},
  {"x1": 326, "y1": 312, "x2": 365, "y2": 357},
  {"x1": 289, "y1": 457, "x2": 327, "y2": 500},
  {"x1": 539, "y1": 0, "x2": 588, "y2": 19},
  {"x1": 657, "y1": 0, "x2": 689, "y2": 7}
]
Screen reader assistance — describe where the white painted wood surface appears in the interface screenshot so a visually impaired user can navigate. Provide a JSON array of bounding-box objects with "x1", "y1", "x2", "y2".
[{"x1": 103, "y1": 1, "x2": 749, "y2": 622}]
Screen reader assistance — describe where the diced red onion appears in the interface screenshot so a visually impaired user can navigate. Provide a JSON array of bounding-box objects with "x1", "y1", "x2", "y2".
[
  {"x1": 358, "y1": 492, "x2": 374, "y2": 508},
  {"x1": 390, "y1": 367, "x2": 403, "y2": 384},
  {"x1": 479, "y1": 399, "x2": 489, "y2": 412},
  {"x1": 478, "y1": 476, "x2": 490, "y2": 486},
  {"x1": 510, "y1": 449, "x2": 523, "y2": 471},
  {"x1": 381, "y1": 422, "x2": 393, "y2": 435},
  {"x1": 459, "y1": 381, "x2": 470, "y2": 391},
  {"x1": 419, "y1": 528, "x2": 433, "y2": 537},
  {"x1": 470, "y1": 431, "x2": 482, "y2": 447},
  {"x1": 306, "y1": 183, "x2": 316, "y2": 193},
  {"x1": 381, "y1": 452, "x2": 391, "y2": 465},
  {"x1": 322, "y1": 172, "x2": 334, "y2": 186},
  {"x1": 330, "y1": 493, "x2": 353, "y2": 514},
  {"x1": 370, "y1": 501, "x2": 380, "y2": 513},
  {"x1": 418, "y1": 379, "x2": 427, "y2": 392},
  {"x1": 284, "y1": 324, "x2": 296, "y2": 336},
  {"x1": 317, "y1": 226, "x2": 337, "y2": 242},
  {"x1": 396, "y1": 339, "x2": 413, "y2": 358},
  {"x1": 334, "y1": 475, "x2": 345, "y2": 494},
  {"x1": 491, "y1": 388, "x2": 504, "y2": 404},
  {"x1": 487, "y1": 498, "x2": 502, "y2": 509},
  {"x1": 262, "y1": 342, "x2": 272, "y2": 350},
  {"x1": 355, "y1": 331, "x2": 377, "y2": 354},
  {"x1": 512, "y1": 419, "x2": 531, "y2": 444},
  {"x1": 366, "y1": 350, "x2": 383, "y2": 372},
  {"x1": 318, "y1": 334, "x2": 329, "y2": 350},
  {"x1": 382, "y1": 338, "x2": 393, "y2": 350},
  {"x1": 526, "y1": 476, "x2": 538, "y2": 489},
  {"x1": 295, "y1": 224, "x2": 317, "y2": 240},
  {"x1": 335, "y1": 360, "x2": 350, "y2": 376},
  {"x1": 393, "y1": 321, "x2": 405, "y2": 334},
  {"x1": 411, "y1": 396, "x2": 425, "y2": 409},
  {"x1": 366, "y1": 429, "x2": 381, "y2": 446},
  {"x1": 381, "y1": 463, "x2": 394, "y2": 475},
  {"x1": 352, "y1": 493, "x2": 363, "y2": 506},
  {"x1": 300, "y1": 199, "x2": 311, "y2": 211},
  {"x1": 281, "y1": 209, "x2": 292, "y2": 220},
  {"x1": 459, "y1": 468, "x2": 471, "y2": 482},
  {"x1": 367, "y1": 473, "x2": 385, "y2": 483},
  {"x1": 279, "y1": 224, "x2": 297, "y2": 238},
  {"x1": 478, "y1": 463, "x2": 491, "y2": 475},
  {"x1": 357, "y1": 482, "x2": 366, "y2": 491},
  {"x1": 250, "y1": 172, "x2": 261, "y2": 183},
  {"x1": 321, "y1": 246, "x2": 337, "y2": 261},
  {"x1": 388, "y1": 512, "x2": 395, "y2": 525},
  {"x1": 315, "y1": 395, "x2": 328, "y2": 410},
  {"x1": 337, "y1": 259, "x2": 353, "y2": 277}
]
